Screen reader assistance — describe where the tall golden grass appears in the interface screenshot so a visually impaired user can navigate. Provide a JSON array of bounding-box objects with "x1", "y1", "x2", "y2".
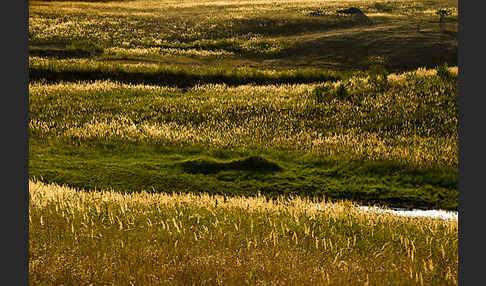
[
  {"x1": 30, "y1": 180, "x2": 457, "y2": 285},
  {"x1": 29, "y1": 63, "x2": 458, "y2": 170}
]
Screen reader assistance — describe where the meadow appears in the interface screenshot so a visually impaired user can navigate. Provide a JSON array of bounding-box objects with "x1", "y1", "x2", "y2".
[
  {"x1": 29, "y1": 180, "x2": 457, "y2": 285},
  {"x1": 29, "y1": 0, "x2": 457, "y2": 71},
  {"x1": 29, "y1": 63, "x2": 458, "y2": 210},
  {"x1": 29, "y1": 0, "x2": 458, "y2": 284}
]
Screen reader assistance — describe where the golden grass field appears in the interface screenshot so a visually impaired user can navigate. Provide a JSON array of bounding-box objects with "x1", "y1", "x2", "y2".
[
  {"x1": 29, "y1": 0, "x2": 457, "y2": 71},
  {"x1": 29, "y1": 63, "x2": 458, "y2": 169},
  {"x1": 29, "y1": 179, "x2": 457, "y2": 285},
  {"x1": 29, "y1": 0, "x2": 458, "y2": 284}
]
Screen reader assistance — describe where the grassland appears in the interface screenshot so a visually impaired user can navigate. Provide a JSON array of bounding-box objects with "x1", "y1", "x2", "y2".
[
  {"x1": 29, "y1": 0, "x2": 458, "y2": 283},
  {"x1": 29, "y1": 0, "x2": 457, "y2": 71},
  {"x1": 29, "y1": 64, "x2": 458, "y2": 210},
  {"x1": 29, "y1": 0, "x2": 458, "y2": 209},
  {"x1": 29, "y1": 180, "x2": 458, "y2": 285},
  {"x1": 28, "y1": 0, "x2": 459, "y2": 207}
]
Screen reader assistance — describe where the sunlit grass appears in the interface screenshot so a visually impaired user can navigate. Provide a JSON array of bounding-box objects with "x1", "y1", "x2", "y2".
[
  {"x1": 29, "y1": 179, "x2": 458, "y2": 285},
  {"x1": 28, "y1": 0, "x2": 459, "y2": 284},
  {"x1": 29, "y1": 65, "x2": 458, "y2": 170},
  {"x1": 29, "y1": 0, "x2": 457, "y2": 66}
]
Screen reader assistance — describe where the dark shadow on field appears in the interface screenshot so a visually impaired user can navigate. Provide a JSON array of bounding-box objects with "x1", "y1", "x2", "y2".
[
  {"x1": 276, "y1": 21, "x2": 457, "y2": 71},
  {"x1": 30, "y1": 48, "x2": 93, "y2": 59},
  {"x1": 28, "y1": 65, "x2": 343, "y2": 88},
  {"x1": 179, "y1": 156, "x2": 283, "y2": 174},
  {"x1": 29, "y1": 41, "x2": 105, "y2": 59},
  {"x1": 218, "y1": 16, "x2": 368, "y2": 38}
]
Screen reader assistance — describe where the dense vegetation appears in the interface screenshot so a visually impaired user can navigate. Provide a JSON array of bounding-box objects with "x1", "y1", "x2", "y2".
[
  {"x1": 29, "y1": 0, "x2": 457, "y2": 71},
  {"x1": 30, "y1": 180, "x2": 458, "y2": 285},
  {"x1": 29, "y1": 0, "x2": 458, "y2": 284},
  {"x1": 29, "y1": 63, "x2": 458, "y2": 210}
]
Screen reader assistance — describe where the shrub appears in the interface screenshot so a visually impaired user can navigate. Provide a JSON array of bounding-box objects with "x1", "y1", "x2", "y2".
[
  {"x1": 335, "y1": 83, "x2": 348, "y2": 99},
  {"x1": 67, "y1": 40, "x2": 105, "y2": 57},
  {"x1": 436, "y1": 8, "x2": 452, "y2": 24},
  {"x1": 368, "y1": 63, "x2": 389, "y2": 91},
  {"x1": 312, "y1": 83, "x2": 349, "y2": 103},
  {"x1": 436, "y1": 62, "x2": 452, "y2": 80},
  {"x1": 311, "y1": 84, "x2": 332, "y2": 103}
]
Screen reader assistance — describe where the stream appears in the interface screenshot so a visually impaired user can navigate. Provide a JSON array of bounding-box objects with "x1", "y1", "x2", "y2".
[{"x1": 358, "y1": 206, "x2": 458, "y2": 220}]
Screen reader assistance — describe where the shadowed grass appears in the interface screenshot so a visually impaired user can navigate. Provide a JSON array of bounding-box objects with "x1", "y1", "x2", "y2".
[
  {"x1": 29, "y1": 57, "x2": 344, "y2": 87},
  {"x1": 180, "y1": 156, "x2": 283, "y2": 174},
  {"x1": 29, "y1": 0, "x2": 457, "y2": 72},
  {"x1": 29, "y1": 40, "x2": 105, "y2": 58}
]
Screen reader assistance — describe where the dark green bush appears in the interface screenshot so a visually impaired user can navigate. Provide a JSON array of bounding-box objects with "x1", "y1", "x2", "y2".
[
  {"x1": 436, "y1": 8, "x2": 452, "y2": 23},
  {"x1": 436, "y1": 62, "x2": 452, "y2": 80},
  {"x1": 311, "y1": 84, "x2": 333, "y2": 103},
  {"x1": 312, "y1": 83, "x2": 349, "y2": 103},
  {"x1": 368, "y1": 63, "x2": 389, "y2": 91},
  {"x1": 335, "y1": 83, "x2": 348, "y2": 99}
]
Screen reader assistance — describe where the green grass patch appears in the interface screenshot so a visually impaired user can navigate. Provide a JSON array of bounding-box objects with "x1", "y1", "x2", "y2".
[
  {"x1": 29, "y1": 138, "x2": 458, "y2": 210},
  {"x1": 28, "y1": 66, "x2": 458, "y2": 210}
]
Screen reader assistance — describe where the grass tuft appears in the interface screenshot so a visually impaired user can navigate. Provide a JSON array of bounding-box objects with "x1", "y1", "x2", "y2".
[{"x1": 180, "y1": 156, "x2": 283, "y2": 174}]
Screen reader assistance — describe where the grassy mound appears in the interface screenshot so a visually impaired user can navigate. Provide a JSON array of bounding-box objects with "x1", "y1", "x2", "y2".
[{"x1": 180, "y1": 156, "x2": 283, "y2": 174}]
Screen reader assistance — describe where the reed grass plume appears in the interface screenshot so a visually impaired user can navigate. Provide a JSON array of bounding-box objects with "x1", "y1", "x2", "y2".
[{"x1": 29, "y1": 179, "x2": 458, "y2": 285}]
